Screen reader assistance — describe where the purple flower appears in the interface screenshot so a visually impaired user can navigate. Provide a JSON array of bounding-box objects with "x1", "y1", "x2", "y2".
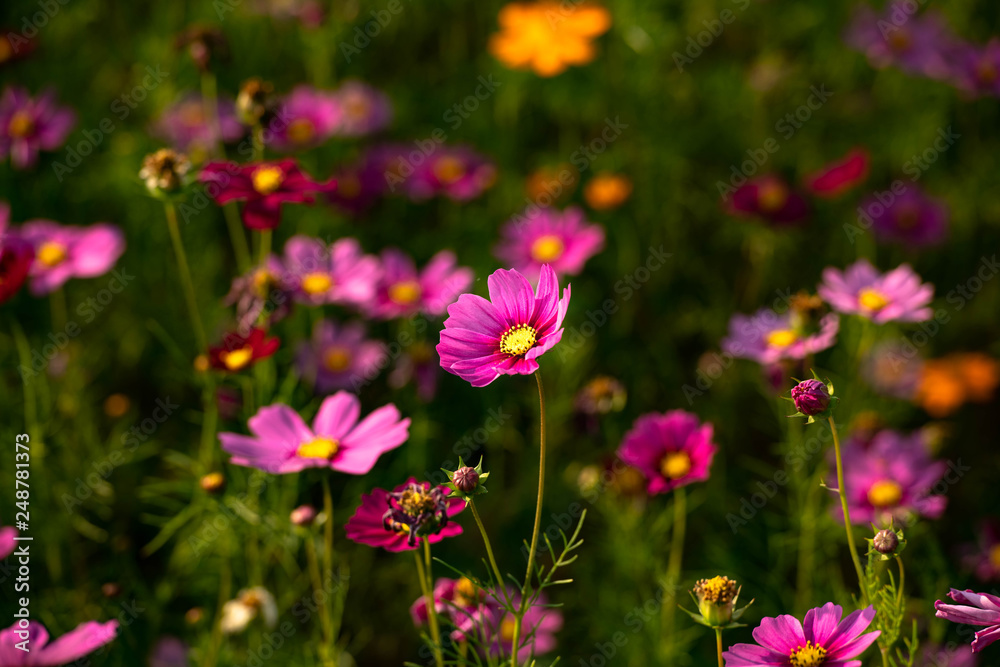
[
  {"x1": 483, "y1": 589, "x2": 563, "y2": 662},
  {"x1": 0, "y1": 619, "x2": 118, "y2": 666},
  {"x1": 947, "y1": 39, "x2": 1000, "y2": 97},
  {"x1": 920, "y1": 643, "x2": 977, "y2": 667},
  {"x1": 723, "y1": 602, "x2": 880, "y2": 667},
  {"x1": 323, "y1": 152, "x2": 389, "y2": 214},
  {"x1": 617, "y1": 410, "x2": 717, "y2": 495},
  {"x1": 962, "y1": 520, "x2": 1000, "y2": 583},
  {"x1": 935, "y1": 589, "x2": 1000, "y2": 653},
  {"x1": 845, "y1": 2, "x2": 955, "y2": 78},
  {"x1": 411, "y1": 577, "x2": 495, "y2": 643},
  {"x1": 297, "y1": 320, "x2": 388, "y2": 393},
  {"x1": 0, "y1": 86, "x2": 75, "y2": 169},
  {"x1": 150, "y1": 636, "x2": 189, "y2": 667},
  {"x1": 858, "y1": 186, "x2": 948, "y2": 248},
  {"x1": 388, "y1": 342, "x2": 441, "y2": 401},
  {"x1": 835, "y1": 428, "x2": 947, "y2": 526},
  {"x1": 331, "y1": 80, "x2": 392, "y2": 136},
  {"x1": 153, "y1": 93, "x2": 244, "y2": 155},
  {"x1": 280, "y1": 235, "x2": 380, "y2": 308},
  {"x1": 385, "y1": 144, "x2": 497, "y2": 202},
  {"x1": 722, "y1": 308, "x2": 840, "y2": 365},
  {"x1": 790, "y1": 379, "x2": 831, "y2": 416},
  {"x1": 726, "y1": 175, "x2": 810, "y2": 226},
  {"x1": 267, "y1": 85, "x2": 343, "y2": 151},
  {"x1": 223, "y1": 258, "x2": 292, "y2": 335},
  {"x1": 19, "y1": 220, "x2": 125, "y2": 295},
  {"x1": 370, "y1": 248, "x2": 473, "y2": 320},
  {"x1": 0, "y1": 525, "x2": 16, "y2": 560},
  {"x1": 345, "y1": 478, "x2": 464, "y2": 552},
  {"x1": 494, "y1": 206, "x2": 605, "y2": 282},
  {"x1": 437, "y1": 265, "x2": 570, "y2": 387},
  {"x1": 219, "y1": 391, "x2": 410, "y2": 474},
  {"x1": 818, "y1": 259, "x2": 934, "y2": 323},
  {"x1": 862, "y1": 342, "x2": 923, "y2": 398}
]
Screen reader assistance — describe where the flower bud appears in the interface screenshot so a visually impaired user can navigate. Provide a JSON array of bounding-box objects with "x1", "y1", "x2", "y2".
[
  {"x1": 790, "y1": 378, "x2": 831, "y2": 416},
  {"x1": 452, "y1": 467, "x2": 479, "y2": 493},
  {"x1": 873, "y1": 528, "x2": 899, "y2": 554},
  {"x1": 290, "y1": 505, "x2": 317, "y2": 526}
]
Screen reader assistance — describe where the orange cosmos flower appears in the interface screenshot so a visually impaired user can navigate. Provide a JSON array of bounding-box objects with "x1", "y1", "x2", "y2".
[
  {"x1": 489, "y1": 2, "x2": 612, "y2": 77},
  {"x1": 915, "y1": 352, "x2": 1000, "y2": 417},
  {"x1": 584, "y1": 172, "x2": 632, "y2": 210}
]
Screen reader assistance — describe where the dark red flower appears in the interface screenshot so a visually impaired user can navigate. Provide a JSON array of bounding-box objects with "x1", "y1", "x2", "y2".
[
  {"x1": 0, "y1": 203, "x2": 34, "y2": 304},
  {"x1": 805, "y1": 148, "x2": 870, "y2": 198},
  {"x1": 199, "y1": 159, "x2": 325, "y2": 230},
  {"x1": 208, "y1": 327, "x2": 280, "y2": 372},
  {"x1": 727, "y1": 175, "x2": 809, "y2": 226}
]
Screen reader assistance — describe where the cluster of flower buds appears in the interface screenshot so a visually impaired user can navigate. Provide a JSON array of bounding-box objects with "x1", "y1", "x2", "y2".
[
  {"x1": 442, "y1": 457, "x2": 490, "y2": 503},
  {"x1": 788, "y1": 372, "x2": 838, "y2": 423},
  {"x1": 382, "y1": 482, "x2": 452, "y2": 547},
  {"x1": 683, "y1": 575, "x2": 754, "y2": 629}
]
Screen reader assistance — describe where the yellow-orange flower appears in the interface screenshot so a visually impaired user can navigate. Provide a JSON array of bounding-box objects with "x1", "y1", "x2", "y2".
[
  {"x1": 584, "y1": 172, "x2": 632, "y2": 210},
  {"x1": 489, "y1": 2, "x2": 612, "y2": 77},
  {"x1": 915, "y1": 353, "x2": 1000, "y2": 417}
]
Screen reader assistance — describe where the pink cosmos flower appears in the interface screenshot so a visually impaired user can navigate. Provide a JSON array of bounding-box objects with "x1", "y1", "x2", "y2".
[
  {"x1": 617, "y1": 410, "x2": 717, "y2": 495},
  {"x1": 331, "y1": 80, "x2": 393, "y2": 136},
  {"x1": 411, "y1": 577, "x2": 494, "y2": 642},
  {"x1": 804, "y1": 149, "x2": 870, "y2": 198},
  {"x1": 483, "y1": 589, "x2": 563, "y2": 662},
  {"x1": 920, "y1": 643, "x2": 977, "y2": 667},
  {"x1": 0, "y1": 86, "x2": 75, "y2": 169},
  {"x1": 323, "y1": 152, "x2": 389, "y2": 215},
  {"x1": 267, "y1": 85, "x2": 343, "y2": 151},
  {"x1": 0, "y1": 525, "x2": 16, "y2": 559},
  {"x1": 219, "y1": 391, "x2": 409, "y2": 474},
  {"x1": 389, "y1": 342, "x2": 441, "y2": 401},
  {"x1": 726, "y1": 175, "x2": 809, "y2": 226},
  {"x1": 150, "y1": 636, "x2": 189, "y2": 667},
  {"x1": 935, "y1": 589, "x2": 1000, "y2": 653},
  {"x1": 845, "y1": 3, "x2": 955, "y2": 78},
  {"x1": 223, "y1": 257, "x2": 292, "y2": 335},
  {"x1": 0, "y1": 204, "x2": 34, "y2": 304},
  {"x1": 297, "y1": 320, "x2": 387, "y2": 393},
  {"x1": 280, "y1": 235, "x2": 380, "y2": 307},
  {"x1": 199, "y1": 159, "x2": 325, "y2": 230},
  {"x1": 18, "y1": 220, "x2": 125, "y2": 295},
  {"x1": 858, "y1": 186, "x2": 948, "y2": 248},
  {"x1": 721, "y1": 308, "x2": 840, "y2": 365},
  {"x1": 370, "y1": 249, "x2": 473, "y2": 320},
  {"x1": 0, "y1": 619, "x2": 119, "y2": 666},
  {"x1": 962, "y1": 520, "x2": 1000, "y2": 583},
  {"x1": 344, "y1": 478, "x2": 464, "y2": 552},
  {"x1": 437, "y1": 265, "x2": 570, "y2": 387},
  {"x1": 723, "y1": 603, "x2": 880, "y2": 667},
  {"x1": 947, "y1": 39, "x2": 1000, "y2": 97},
  {"x1": 383, "y1": 145, "x2": 496, "y2": 201},
  {"x1": 153, "y1": 93, "x2": 244, "y2": 154},
  {"x1": 818, "y1": 259, "x2": 934, "y2": 323},
  {"x1": 835, "y1": 428, "x2": 947, "y2": 526},
  {"x1": 494, "y1": 206, "x2": 605, "y2": 281}
]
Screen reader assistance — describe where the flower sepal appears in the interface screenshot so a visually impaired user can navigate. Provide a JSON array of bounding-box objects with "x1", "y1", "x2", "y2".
[
  {"x1": 442, "y1": 456, "x2": 490, "y2": 504},
  {"x1": 867, "y1": 524, "x2": 907, "y2": 561}
]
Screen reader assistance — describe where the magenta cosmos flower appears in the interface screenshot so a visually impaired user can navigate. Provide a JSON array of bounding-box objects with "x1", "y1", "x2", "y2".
[
  {"x1": 324, "y1": 151, "x2": 389, "y2": 215},
  {"x1": 268, "y1": 85, "x2": 343, "y2": 151},
  {"x1": 0, "y1": 86, "x2": 75, "y2": 169},
  {"x1": 0, "y1": 204, "x2": 34, "y2": 304},
  {"x1": 858, "y1": 186, "x2": 948, "y2": 248},
  {"x1": 153, "y1": 93, "x2": 244, "y2": 155},
  {"x1": 0, "y1": 619, "x2": 118, "y2": 666},
  {"x1": 727, "y1": 175, "x2": 809, "y2": 226},
  {"x1": 722, "y1": 308, "x2": 840, "y2": 365},
  {"x1": 411, "y1": 577, "x2": 495, "y2": 642},
  {"x1": 617, "y1": 410, "x2": 717, "y2": 495},
  {"x1": 836, "y1": 428, "x2": 947, "y2": 526},
  {"x1": 962, "y1": 520, "x2": 1000, "y2": 583},
  {"x1": 484, "y1": 589, "x2": 563, "y2": 662},
  {"x1": 345, "y1": 478, "x2": 464, "y2": 552},
  {"x1": 384, "y1": 145, "x2": 496, "y2": 202},
  {"x1": 219, "y1": 391, "x2": 409, "y2": 474},
  {"x1": 331, "y1": 80, "x2": 393, "y2": 137},
  {"x1": 947, "y1": 39, "x2": 1000, "y2": 97},
  {"x1": 845, "y1": 3, "x2": 954, "y2": 78},
  {"x1": 297, "y1": 319, "x2": 387, "y2": 393},
  {"x1": 437, "y1": 265, "x2": 570, "y2": 387},
  {"x1": 19, "y1": 220, "x2": 125, "y2": 296},
  {"x1": 280, "y1": 235, "x2": 379, "y2": 307},
  {"x1": 804, "y1": 149, "x2": 870, "y2": 198},
  {"x1": 818, "y1": 259, "x2": 934, "y2": 323},
  {"x1": 724, "y1": 603, "x2": 879, "y2": 667},
  {"x1": 199, "y1": 159, "x2": 325, "y2": 230},
  {"x1": 0, "y1": 525, "x2": 16, "y2": 559},
  {"x1": 494, "y1": 206, "x2": 605, "y2": 281},
  {"x1": 919, "y1": 644, "x2": 976, "y2": 667},
  {"x1": 935, "y1": 589, "x2": 1000, "y2": 653},
  {"x1": 370, "y1": 248, "x2": 473, "y2": 320}
]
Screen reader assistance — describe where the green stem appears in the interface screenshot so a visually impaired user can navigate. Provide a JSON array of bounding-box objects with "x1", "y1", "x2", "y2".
[
  {"x1": 258, "y1": 228, "x2": 272, "y2": 268},
  {"x1": 715, "y1": 628, "x2": 724, "y2": 667},
  {"x1": 223, "y1": 203, "x2": 252, "y2": 273},
  {"x1": 321, "y1": 474, "x2": 336, "y2": 665},
  {"x1": 829, "y1": 416, "x2": 867, "y2": 603},
  {"x1": 663, "y1": 486, "x2": 687, "y2": 657},
  {"x1": 897, "y1": 557, "x2": 905, "y2": 606},
  {"x1": 204, "y1": 533, "x2": 232, "y2": 667},
  {"x1": 469, "y1": 499, "x2": 512, "y2": 608},
  {"x1": 305, "y1": 533, "x2": 333, "y2": 665},
  {"x1": 163, "y1": 201, "x2": 207, "y2": 351},
  {"x1": 415, "y1": 545, "x2": 444, "y2": 667},
  {"x1": 510, "y1": 372, "x2": 548, "y2": 667}
]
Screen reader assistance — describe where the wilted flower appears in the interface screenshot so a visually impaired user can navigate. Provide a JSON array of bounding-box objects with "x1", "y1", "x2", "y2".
[
  {"x1": 494, "y1": 206, "x2": 605, "y2": 281},
  {"x1": 916, "y1": 353, "x2": 999, "y2": 417},
  {"x1": 818, "y1": 259, "x2": 934, "y2": 323},
  {"x1": 584, "y1": 172, "x2": 632, "y2": 210},
  {"x1": 267, "y1": 85, "x2": 343, "y2": 151},
  {"x1": 934, "y1": 589, "x2": 1000, "y2": 653},
  {"x1": 281, "y1": 235, "x2": 380, "y2": 308},
  {"x1": 153, "y1": 94, "x2": 244, "y2": 156},
  {"x1": 726, "y1": 175, "x2": 809, "y2": 226},
  {"x1": 140, "y1": 148, "x2": 191, "y2": 194},
  {"x1": 845, "y1": 2, "x2": 954, "y2": 78},
  {"x1": 219, "y1": 391, "x2": 409, "y2": 475},
  {"x1": 235, "y1": 77, "x2": 274, "y2": 125},
  {"x1": 804, "y1": 148, "x2": 869, "y2": 198},
  {"x1": 723, "y1": 603, "x2": 879, "y2": 666},
  {"x1": 199, "y1": 159, "x2": 325, "y2": 230},
  {"x1": 617, "y1": 410, "x2": 717, "y2": 495},
  {"x1": 370, "y1": 248, "x2": 473, "y2": 320},
  {"x1": 0, "y1": 620, "x2": 119, "y2": 665},
  {"x1": 0, "y1": 86, "x2": 76, "y2": 169},
  {"x1": 297, "y1": 319, "x2": 388, "y2": 393},
  {"x1": 207, "y1": 327, "x2": 279, "y2": 373},
  {"x1": 859, "y1": 186, "x2": 948, "y2": 248},
  {"x1": 437, "y1": 265, "x2": 570, "y2": 387},
  {"x1": 19, "y1": 220, "x2": 125, "y2": 295},
  {"x1": 722, "y1": 307, "x2": 840, "y2": 365},
  {"x1": 221, "y1": 587, "x2": 277, "y2": 634},
  {"x1": 0, "y1": 203, "x2": 34, "y2": 304},
  {"x1": 345, "y1": 478, "x2": 464, "y2": 552},
  {"x1": 489, "y1": 2, "x2": 611, "y2": 76},
  {"x1": 331, "y1": 80, "x2": 392, "y2": 136}
]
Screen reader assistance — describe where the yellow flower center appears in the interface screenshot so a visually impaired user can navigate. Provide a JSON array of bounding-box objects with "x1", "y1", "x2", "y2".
[
  {"x1": 500, "y1": 616, "x2": 517, "y2": 642},
  {"x1": 767, "y1": 329, "x2": 798, "y2": 347},
  {"x1": 530, "y1": 234, "x2": 565, "y2": 262},
  {"x1": 887, "y1": 29, "x2": 911, "y2": 52},
  {"x1": 499, "y1": 324, "x2": 537, "y2": 356},
  {"x1": 252, "y1": 269, "x2": 273, "y2": 296},
  {"x1": 389, "y1": 280, "x2": 422, "y2": 305},
  {"x1": 858, "y1": 288, "x2": 889, "y2": 311},
  {"x1": 453, "y1": 577, "x2": 479, "y2": 607},
  {"x1": 296, "y1": 437, "x2": 339, "y2": 459},
  {"x1": 433, "y1": 156, "x2": 466, "y2": 184},
  {"x1": 220, "y1": 346, "x2": 254, "y2": 371},
  {"x1": 789, "y1": 641, "x2": 828, "y2": 667},
  {"x1": 301, "y1": 272, "x2": 333, "y2": 295},
  {"x1": 867, "y1": 479, "x2": 903, "y2": 508},
  {"x1": 252, "y1": 165, "x2": 285, "y2": 195},
  {"x1": 7, "y1": 110, "x2": 34, "y2": 138},
  {"x1": 323, "y1": 346, "x2": 352, "y2": 372},
  {"x1": 344, "y1": 96, "x2": 370, "y2": 120},
  {"x1": 757, "y1": 180, "x2": 788, "y2": 212},
  {"x1": 660, "y1": 451, "x2": 692, "y2": 480},
  {"x1": 36, "y1": 241, "x2": 68, "y2": 267},
  {"x1": 990, "y1": 544, "x2": 1000, "y2": 570},
  {"x1": 287, "y1": 118, "x2": 315, "y2": 144}
]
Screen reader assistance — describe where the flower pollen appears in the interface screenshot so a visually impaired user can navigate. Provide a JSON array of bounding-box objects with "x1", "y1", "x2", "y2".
[
  {"x1": 767, "y1": 329, "x2": 798, "y2": 347},
  {"x1": 694, "y1": 576, "x2": 737, "y2": 604},
  {"x1": 789, "y1": 641, "x2": 827, "y2": 667},
  {"x1": 252, "y1": 165, "x2": 285, "y2": 195},
  {"x1": 433, "y1": 155, "x2": 466, "y2": 184},
  {"x1": 322, "y1": 346, "x2": 352, "y2": 372},
  {"x1": 220, "y1": 346, "x2": 254, "y2": 371},
  {"x1": 296, "y1": 437, "x2": 339, "y2": 459},
  {"x1": 858, "y1": 288, "x2": 889, "y2": 311},
  {"x1": 37, "y1": 241, "x2": 67, "y2": 267},
  {"x1": 531, "y1": 234, "x2": 565, "y2": 262},
  {"x1": 301, "y1": 272, "x2": 333, "y2": 295},
  {"x1": 757, "y1": 180, "x2": 788, "y2": 212},
  {"x1": 499, "y1": 324, "x2": 537, "y2": 356},
  {"x1": 7, "y1": 110, "x2": 34, "y2": 138},
  {"x1": 868, "y1": 479, "x2": 903, "y2": 507},
  {"x1": 389, "y1": 280, "x2": 422, "y2": 305},
  {"x1": 660, "y1": 451, "x2": 691, "y2": 480}
]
